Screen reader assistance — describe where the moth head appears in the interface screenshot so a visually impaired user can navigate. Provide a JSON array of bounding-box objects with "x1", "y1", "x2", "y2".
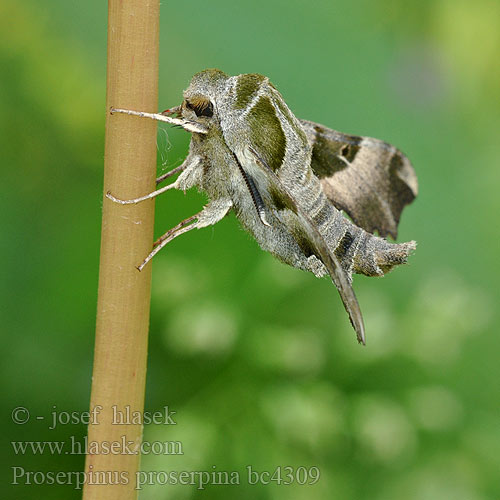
[{"x1": 177, "y1": 69, "x2": 229, "y2": 132}]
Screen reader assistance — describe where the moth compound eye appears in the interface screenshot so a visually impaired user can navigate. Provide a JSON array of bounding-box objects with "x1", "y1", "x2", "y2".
[
  {"x1": 197, "y1": 102, "x2": 213, "y2": 117},
  {"x1": 185, "y1": 97, "x2": 214, "y2": 118}
]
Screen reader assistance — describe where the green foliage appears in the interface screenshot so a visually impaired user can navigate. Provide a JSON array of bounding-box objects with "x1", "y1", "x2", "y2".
[{"x1": 2, "y1": 0, "x2": 499, "y2": 498}]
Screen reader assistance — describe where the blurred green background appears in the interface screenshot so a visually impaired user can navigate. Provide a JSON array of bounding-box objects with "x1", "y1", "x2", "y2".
[{"x1": 2, "y1": 0, "x2": 499, "y2": 498}]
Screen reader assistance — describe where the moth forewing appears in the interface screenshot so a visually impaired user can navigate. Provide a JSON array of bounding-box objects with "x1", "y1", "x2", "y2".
[{"x1": 245, "y1": 146, "x2": 366, "y2": 344}]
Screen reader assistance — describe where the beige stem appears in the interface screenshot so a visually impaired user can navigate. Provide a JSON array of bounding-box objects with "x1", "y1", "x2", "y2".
[{"x1": 82, "y1": 0, "x2": 159, "y2": 498}]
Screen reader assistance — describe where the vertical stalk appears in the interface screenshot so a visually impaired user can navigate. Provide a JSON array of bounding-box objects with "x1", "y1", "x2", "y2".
[{"x1": 82, "y1": 0, "x2": 159, "y2": 498}]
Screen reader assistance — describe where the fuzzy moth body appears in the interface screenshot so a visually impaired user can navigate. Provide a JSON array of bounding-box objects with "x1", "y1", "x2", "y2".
[{"x1": 108, "y1": 69, "x2": 418, "y2": 344}]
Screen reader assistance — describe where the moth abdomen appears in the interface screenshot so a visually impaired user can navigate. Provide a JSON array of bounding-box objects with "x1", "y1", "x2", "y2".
[
  {"x1": 312, "y1": 196, "x2": 415, "y2": 278},
  {"x1": 349, "y1": 230, "x2": 416, "y2": 277},
  {"x1": 334, "y1": 230, "x2": 356, "y2": 260},
  {"x1": 373, "y1": 239, "x2": 416, "y2": 274}
]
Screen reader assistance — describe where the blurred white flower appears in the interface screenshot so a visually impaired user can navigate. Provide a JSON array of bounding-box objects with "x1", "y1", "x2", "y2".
[
  {"x1": 260, "y1": 383, "x2": 346, "y2": 453},
  {"x1": 407, "y1": 385, "x2": 463, "y2": 431},
  {"x1": 352, "y1": 394, "x2": 417, "y2": 464},
  {"x1": 164, "y1": 301, "x2": 238, "y2": 357},
  {"x1": 247, "y1": 325, "x2": 326, "y2": 375}
]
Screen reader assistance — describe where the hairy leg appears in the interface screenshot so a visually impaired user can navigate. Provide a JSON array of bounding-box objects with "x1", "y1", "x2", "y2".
[
  {"x1": 156, "y1": 163, "x2": 188, "y2": 185},
  {"x1": 153, "y1": 215, "x2": 197, "y2": 247},
  {"x1": 106, "y1": 155, "x2": 203, "y2": 204},
  {"x1": 137, "y1": 198, "x2": 233, "y2": 271}
]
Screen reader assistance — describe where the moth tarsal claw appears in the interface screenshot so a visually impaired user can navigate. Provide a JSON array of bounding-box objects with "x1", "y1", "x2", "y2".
[
  {"x1": 105, "y1": 191, "x2": 125, "y2": 204},
  {"x1": 106, "y1": 190, "x2": 141, "y2": 205}
]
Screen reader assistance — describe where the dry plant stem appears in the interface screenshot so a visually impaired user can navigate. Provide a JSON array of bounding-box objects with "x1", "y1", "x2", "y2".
[{"x1": 82, "y1": 0, "x2": 159, "y2": 499}]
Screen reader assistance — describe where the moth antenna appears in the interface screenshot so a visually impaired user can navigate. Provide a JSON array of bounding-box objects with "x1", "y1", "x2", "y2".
[
  {"x1": 258, "y1": 208, "x2": 272, "y2": 227},
  {"x1": 250, "y1": 178, "x2": 271, "y2": 226},
  {"x1": 232, "y1": 152, "x2": 272, "y2": 227},
  {"x1": 106, "y1": 181, "x2": 178, "y2": 205}
]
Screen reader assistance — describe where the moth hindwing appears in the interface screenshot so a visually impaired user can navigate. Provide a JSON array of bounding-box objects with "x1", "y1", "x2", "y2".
[{"x1": 108, "y1": 69, "x2": 417, "y2": 345}]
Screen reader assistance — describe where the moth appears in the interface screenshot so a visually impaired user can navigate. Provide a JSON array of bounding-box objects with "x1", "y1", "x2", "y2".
[{"x1": 108, "y1": 69, "x2": 417, "y2": 344}]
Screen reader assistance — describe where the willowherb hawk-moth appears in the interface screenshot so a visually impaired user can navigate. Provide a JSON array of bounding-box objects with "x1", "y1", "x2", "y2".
[{"x1": 108, "y1": 69, "x2": 418, "y2": 344}]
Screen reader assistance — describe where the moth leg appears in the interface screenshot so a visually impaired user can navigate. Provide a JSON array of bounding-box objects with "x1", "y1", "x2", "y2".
[
  {"x1": 106, "y1": 182, "x2": 178, "y2": 205},
  {"x1": 137, "y1": 198, "x2": 233, "y2": 271},
  {"x1": 156, "y1": 163, "x2": 187, "y2": 185},
  {"x1": 307, "y1": 255, "x2": 327, "y2": 278},
  {"x1": 156, "y1": 152, "x2": 200, "y2": 185},
  {"x1": 153, "y1": 215, "x2": 197, "y2": 247},
  {"x1": 106, "y1": 156, "x2": 203, "y2": 205},
  {"x1": 138, "y1": 221, "x2": 196, "y2": 271}
]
